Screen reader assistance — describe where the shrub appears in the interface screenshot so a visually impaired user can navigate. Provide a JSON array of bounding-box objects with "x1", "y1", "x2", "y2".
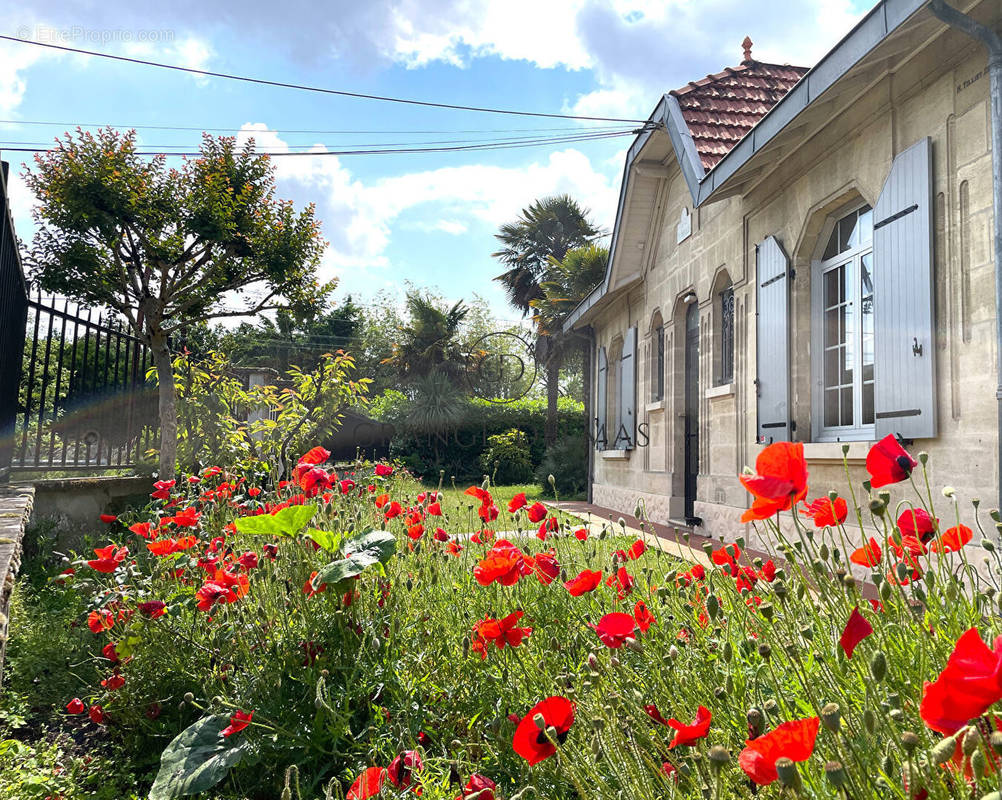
[
  {"x1": 535, "y1": 434, "x2": 588, "y2": 498},
  {"x1": 479, "y1": 429, "x2": 534, "y2": 485}
]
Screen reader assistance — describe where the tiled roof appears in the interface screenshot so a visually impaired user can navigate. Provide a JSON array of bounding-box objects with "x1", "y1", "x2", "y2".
[{"x1": 671, "y1": 60, "x2": 809, "y2": 171}]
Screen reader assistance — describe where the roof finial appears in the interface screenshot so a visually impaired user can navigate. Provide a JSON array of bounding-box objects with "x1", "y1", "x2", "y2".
[{"x1": 742, "y1": 36, "x2": 753, "y2": 62}]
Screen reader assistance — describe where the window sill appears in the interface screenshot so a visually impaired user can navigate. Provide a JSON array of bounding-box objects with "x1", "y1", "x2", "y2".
[
  {"x1": 801, "y1": 441, "x2": 873, "y2": 463},
  {"x1": 705, "y1": 382, "x2": 734, "y2": 399},
  {"x1": 600, "y1": 449, "x2": 631, "y2": 461},
  {"x1": 645, "y1": 400, "x2": 666, "y2": 413}
]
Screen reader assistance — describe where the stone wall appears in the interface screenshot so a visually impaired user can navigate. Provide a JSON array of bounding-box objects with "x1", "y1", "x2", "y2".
[{"x1": 0, "y1": 486, "x2": 34, "y2": 686}]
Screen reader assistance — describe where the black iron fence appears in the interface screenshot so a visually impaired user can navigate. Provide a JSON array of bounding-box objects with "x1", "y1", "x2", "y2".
[{"x1": 0, "y1": 158, "x2": 158, "y2": 477}]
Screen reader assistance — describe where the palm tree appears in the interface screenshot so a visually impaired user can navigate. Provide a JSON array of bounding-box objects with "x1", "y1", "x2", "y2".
[
  {"x1": 493, "y1": 196, "x2": 602, "y2": 445},
  {"x1": 385, "y1": 291, "x2": 469, "y2": 383}
]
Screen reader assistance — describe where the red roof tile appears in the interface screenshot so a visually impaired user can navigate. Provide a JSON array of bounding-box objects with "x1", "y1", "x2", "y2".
[{"x1": 671, "y1": 60, "x2": 808, "y2": 171}]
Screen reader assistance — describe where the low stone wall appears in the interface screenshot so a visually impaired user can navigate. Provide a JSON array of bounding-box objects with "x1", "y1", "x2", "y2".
[{"x1": 0, "y1": 486, "x2": 34, "y2": 686}]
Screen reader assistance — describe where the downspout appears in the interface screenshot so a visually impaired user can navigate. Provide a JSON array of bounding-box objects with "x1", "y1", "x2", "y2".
[
  {"x1": 927, "y1": 0, "x2": 1002, "y2": 508},
  {"x1": 584, "y1": 326, "x2": 595, "y2": 504}
]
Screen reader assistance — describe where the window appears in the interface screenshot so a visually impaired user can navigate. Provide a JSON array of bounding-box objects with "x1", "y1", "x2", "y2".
[
  {"x1": 719, "y1": 286, "x2": 734, "y2": 385},
  {"x1": 650, "y1": 314, "x2": 664, "y2": 402},
  {"x1": 813, "y1": 204, "x2": 874, "y2": 440},
  {"x1": 607, "y1": 336, "x2": 622, "y2": 441}
]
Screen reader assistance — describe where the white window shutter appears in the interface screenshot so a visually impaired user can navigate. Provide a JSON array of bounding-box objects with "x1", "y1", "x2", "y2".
[
  {"x1": 619, "y1": 327, "x2": 637, "y2": 449},
  {"x1": 595, "y1": 346, "x2": 608, "y2": 450},
  {"x1": 756, "y1": 236, "x2": 791, "y2": 443},
  {"x1": 873, "y1": 137, "x2": 936, "y2": 440}
]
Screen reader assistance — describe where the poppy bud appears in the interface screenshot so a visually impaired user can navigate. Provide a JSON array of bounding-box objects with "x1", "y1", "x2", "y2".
[
  {"x1": 626, "y1": 637, "x2": 643, "y2": 653},
  {"x1": 774, "y1": 580, "x2": 787, "y2": 600},
  {"x1": 183, "y1": 692, "x2": 194, "y2": 704},
  {"x1": 962, "y1": 726, "x2": 980, "y2": 756},
  {"x1": 462, "y1": 638, "x2": 470, "y2": 658},
  {"x1": 775, "y1": 758, "x2": 802, "y2": 792},
  {"x1": 591, "y1": 733, "x2": 602, "y2": 759},
  {"x1": 881, "y1": 755, "x2": 894, "y2": 775},
  {"x1": 824, "y1": 761, "x2": 847, "y2": 788},
  {"x1": 843, "y1": 575, "x2": 857, "y2": 592},
  {"x1": 548, "y1": 474, "x2": 556, "y2": 487},
  {"x1": 701, "y1": 542, "x2": 715, "y2": 557},
  {"x1": 532, "y1": 713, "x2": 546, "y2": 731},
  {"x1": 819, "y1": 543, "x2": 830, "y2": 561},
  {"x1": 610, "y1": 655, "x2": 620, "y2": 667},
  {"x1": 984, "y1": 538, "x2": 996, "y2": 552},
  {"x1": 796, "y1": 582, "x2": 807, "y2": 600},
  {"x1": 889, "y1": 709, "x2": 904, "y2": 723},
  {"x1": 942, "y1": 486, "x2": 956, "y2": 498},
  {"x1": 708, "y1": 745, "x2": 730, "y2": 770},
  {"x1": 879, "y1": 580, "x2": 892, "y2": 602},
  {"x1": 714, "y1": 686, "x2": 727, "y2": 699},
  {"x1": 757, "y1": 643, "x2": 771, "y2": 660},
  {"x1": 747, "y1": 708, "x2": 762, "y2": 731},
  {"x1": 900, "y1": 731, "x2": 919, "y2": 754},
  {"x1": 820, "y1": 703, "x2": 841, "y2": 732},
  {"x1": 800, "y1": 625, "x2": 814, "y2": 641},
  {"x1": 722, "y1": 641, "x2": 733, "y2": 662},
  {"x1": 930, "y1": 734, "x2": 958, "y2": 765},
  {"x1": 707, "y1": 595, "x2": 719, "y2": 620},
  {"x1": 667, "y1": 645, "x2": 678, "y2": 660},
  {"x1": 918, "y1": 451, "x2": 928, "y2": 465},
  {"x1": 763, "y1": 699, "x2": 779, "y2": 715},
  {"x1": 587, "y1": 652, "x2": 601, "y2": 671},
  {"x1": 869, "y1": 498, "x2": 886, "y2": 516},
  {"x1": 971, "y1": 748, "x2": 987, "y2": 779},
  {"x1": 863, "y1": 709, "x2": 876, "y2": 735}
]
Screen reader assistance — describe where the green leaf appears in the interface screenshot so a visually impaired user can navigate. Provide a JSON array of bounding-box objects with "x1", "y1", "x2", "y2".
[
  {"x1": 233, "y1": 505, "x2": 317, "y2": 538},
  {"x1": 304, "y1": 528, "x2": 341, "y2": 553},
  {"x1": 148, "y1": 715, "x2": 250, "y2": 800},
  {"x1": 314, "y1": 530, "x2": 396, "y2": 588}
]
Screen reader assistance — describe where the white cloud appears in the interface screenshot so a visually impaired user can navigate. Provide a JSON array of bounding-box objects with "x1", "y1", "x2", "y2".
[{"x1": 236, "y1": 124, "x2": 618, "y2": 288}]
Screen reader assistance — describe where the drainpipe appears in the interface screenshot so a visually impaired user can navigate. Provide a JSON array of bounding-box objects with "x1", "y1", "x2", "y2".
[{"x1": 927, "y1": 0, "x2": 1002, "y2": 508}]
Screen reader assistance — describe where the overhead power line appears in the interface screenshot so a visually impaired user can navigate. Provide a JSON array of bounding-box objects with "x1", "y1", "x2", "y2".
[
  {"x1": 0, "y1": 129, "x2": 640, "y2": 158},
  {"x1": 0, "y1": 34, "x2": 650, "y2": 124}
]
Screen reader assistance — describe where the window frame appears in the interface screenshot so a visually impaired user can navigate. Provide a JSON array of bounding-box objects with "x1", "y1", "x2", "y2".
[
  {"x1": 649, "y1": 316, "x2": 665, "y2": 403},
  {"x1": 810, "y1": 203, "x2": 875, "y2": 443},
  {"x1": 718, "y1": 285, "x2": 734, "y2": 386}
]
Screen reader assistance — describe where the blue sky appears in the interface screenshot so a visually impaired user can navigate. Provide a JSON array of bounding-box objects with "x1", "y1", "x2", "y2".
[{"x1": 1, "y1": 0, "x2": 873, "y2": 317}]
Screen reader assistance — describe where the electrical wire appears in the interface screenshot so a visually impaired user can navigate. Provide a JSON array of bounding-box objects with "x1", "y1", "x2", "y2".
[
  {"x1": 0, "y1": 34, "x2": 650, "y2": 124},
  {"x1": 0, "y1": 118, "x2": 635, "y2": 136},
  {"x1": 0, "y1": 129, "x2": 640, "y2": 158}
]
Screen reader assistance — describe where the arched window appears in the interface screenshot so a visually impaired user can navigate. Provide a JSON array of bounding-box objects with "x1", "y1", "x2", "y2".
[
  {"x1": 812, "y1": 203, "x2": 874, "y2": 438},
  {"x1": 649, "y1": 312, "x2": 664, "y2": 402}
]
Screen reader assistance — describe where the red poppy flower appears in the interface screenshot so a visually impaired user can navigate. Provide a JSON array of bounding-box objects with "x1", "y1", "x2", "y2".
[
  {"x1": 457, "y1": 774, "x2": 496, "y2": 800},
  {"x1": 89, "y1": 704, "x2": 108, "y2": 724},
  {"x1": 388, "y1": 750, "x2": 422, "y2": 790},
  {"x1": 348, "y1": 767, "x2": 387, "y2": 799},
  {"x1": 564, "y1": 569, "x2": 603, "y2": 596},
  {"x1": 170, "y1": 507, "x2": 201, "y2": 528},
  {"x1": 474, "y1": 541, "x2": 530, "y2": 587},
  {"x1": 434, "y1": 528, "x2": 450, "y2": 542},
  {"x1": 739, "y1": 717, "x2": 820, "y2": 785},
  {"x1": 526, "y1": 502, "x2": 547, "y2": 523},
  {"x1": 627, "y1": 538, "x2": 647, "y2": 559},
  {"x1": 298, "y1": 446, "x2": 330, "y2": 466},
  {"x1": 536, "y1": 517, "x2": 559, "y2": 540},
  {"x1": 447, "y1": 541, "x2": 464, "y2": 556},
  {"x1": 465, "y1": 486, "x2": 491, "y2": 503},
  {"x1": 758, "y1": 559, "x2": 777, "y2": 582},
  {"x1": 472, "y1": 611, "x2": 533, "y2": 659},
  {"x1": 512, "y1": 696, "x2": 576, "y2": 765},
  {"x1": 426, "y1": 501, "x2": 442, "y2": 516},
  {"x1": 128, "y1": 522, "x2": 156, "y2": 539},
  {"x1": 801, "y1": 496, "x2": 848, "y2": 528},
  {"x1": 138, "y1": 601, "x2": 166, "y2": 618},
  {"x1": 592, "y1": 612, "x2": 637, "y2": 649},
  {"x1": 931, "y1": 524, "x2": 973, "y2": 554},
  {"x1": 101, "y1": 671, "x2": 125, "y2": 690},
  {"x1": 606, "y1": 566, "x2": 635, "y2": 600},
  {"x1": 237, "y1": 551, "x2": 259, "y2": 569},
  {"x1": 479, "y1": 503, "x2": 500, "y2": 523},
  {"x1": 87, "y1": 609, "x2": 114, "y2": 633},
  {"x1": 839, "y1": 606, "x2": 873, "y2": 659},
  {"x1": 151, "y1": 479, "x2": 175, "y2": 500},
  {"x1": 248, "y1": 487, "x2": 262, "y2": 498},
  {"x1": 374, "y1": 463, "x2": 393, "y2": 477},
  {"x1": 302, "y1": 571, "x2": 328, "y2": 598},
  {"x1": 711, "y1": 544, "x2": 742, "y2": 571},
  {"x1": 102, "y1": 642, "x2": 119, "y2": 662},
  {"x1": 888, "y1": 533, "x2": 927, "y2": 568},
  {"x1": 668, "y1": 705, "x2": 712, "y2": 748},
  {"x1": 195, "y1": 569, "x2": 250, "y2": 611},
  {"x1": 508, "y1": 493, "x2": 527, "y2": 513},
  {"x1": 534, "y1": 552, "x2": 560, "y2": 585},
  {"x1": 634, "y1": 600, "x2": 656, "y2": 632},
  {"x1": 850, "y1": 537, "x2": 882, "y2": 568},
  {"x1": 644, "y1": 704, "x2": 670, "y2": 726},
  {"x1": 87, "y1": 545, "x2": 128, "y2": 573},
  {"x1": 573, "y1": 528, "x2": 589, "y2": 541},
  {"x1": 66, "y1": 698, "x2": 85, "y2": 714},
  {"x1": 262, "y1": 542, "x2": 279, "y2": 560},
  {"x1": 739, "y1": 441, "x2": 809, "y2": 522},
  {"x1": 384, "y1": 501, "x2": 403, "y2": 520},
  {"x1": 99, "y1": 514, "x2": 117, "y2": 524},
  {"x1": 920, "y1": 628, "x2": 1002, "y2": 735},
  {"x1": 897, "y1": 508, "x2": 937, "y2": 543},
  {"x1": 866, "y1": 434, "x2": 918, "y2": 488},
  {"x1": 406, "y1": 524, "x2": 424, "y2": 540},
  {"x1": 221, "y1": 710, "x2": 253, "y2": 737},
  {"x1": 375, "y1": 494, "x2": 390, "y2": 509}
]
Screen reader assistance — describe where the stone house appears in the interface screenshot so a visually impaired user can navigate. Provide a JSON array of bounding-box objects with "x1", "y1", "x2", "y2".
[{"x1": 564, "y1": 0, "x2": 1001, "y2": 541}]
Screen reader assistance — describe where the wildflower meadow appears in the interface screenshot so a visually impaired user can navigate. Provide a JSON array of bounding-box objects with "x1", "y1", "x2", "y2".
[{"x1": 6, "y1": 436, "x2": 1002, "y2": 800}]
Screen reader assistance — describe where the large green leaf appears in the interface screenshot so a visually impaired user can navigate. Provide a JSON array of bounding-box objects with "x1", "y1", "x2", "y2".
[
  {"x1": 304, "y1": 528, "x2": 341, "y2": 553},
  {"x1": 148, "y1": 715, "x2": 249, "y2": 800},
  {"x1": 314, "y1": 530, "x2": 396, "y2": 588},
  {"x1": 233, "y1": 505, "x2": 317, "y2": 538}
]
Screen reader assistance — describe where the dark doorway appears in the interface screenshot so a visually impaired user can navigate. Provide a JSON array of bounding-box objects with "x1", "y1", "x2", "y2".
[{"x1": 683, "y1": 303, "x2": 701, "y2": 525}]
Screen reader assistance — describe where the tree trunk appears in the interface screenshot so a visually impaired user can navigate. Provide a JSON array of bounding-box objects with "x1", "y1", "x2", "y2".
[
  {"x1": 151, "y1": 336, "x2": 178, "y2": 479},
  {"x1": 545, "y1": 353, "x2": 560, "y2": 448}
]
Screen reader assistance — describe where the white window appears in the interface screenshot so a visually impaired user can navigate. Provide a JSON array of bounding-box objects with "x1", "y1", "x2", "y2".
[{"x1": 812, "y1": 204, "x2": 874, "y2": 441}]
